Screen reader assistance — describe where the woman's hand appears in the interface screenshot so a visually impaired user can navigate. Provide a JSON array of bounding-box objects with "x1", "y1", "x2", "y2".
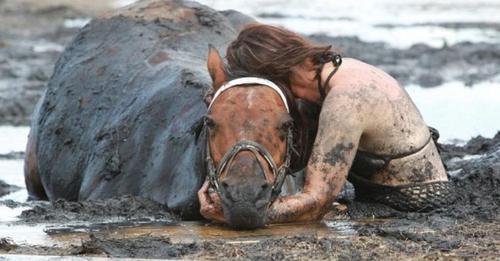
[
  {"x1": 198, "y1": 179, "x2": 225, "y2": 223},
  {"x1": 267, "y1": 190, "x2": 326, "y2": 223}
]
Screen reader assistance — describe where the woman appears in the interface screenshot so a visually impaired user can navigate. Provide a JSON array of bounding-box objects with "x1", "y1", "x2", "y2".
[{"x1": 199, "y1": 24, "x2": 453, "y2": 223}]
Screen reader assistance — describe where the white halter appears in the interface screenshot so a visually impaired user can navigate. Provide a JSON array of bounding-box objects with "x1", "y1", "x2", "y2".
[{"x1": 208, "y1": 77, "x2": 290, "y2": 113}]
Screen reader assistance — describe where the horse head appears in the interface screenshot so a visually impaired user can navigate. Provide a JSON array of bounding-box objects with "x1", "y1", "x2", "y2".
[{"x1": 204, "y1": 46, "x2": 296, "y2": 229}]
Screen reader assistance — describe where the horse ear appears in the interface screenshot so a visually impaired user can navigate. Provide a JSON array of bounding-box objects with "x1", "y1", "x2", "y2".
[{"x1": 207, "y1": 44, "x2": 227, "y2": 92}]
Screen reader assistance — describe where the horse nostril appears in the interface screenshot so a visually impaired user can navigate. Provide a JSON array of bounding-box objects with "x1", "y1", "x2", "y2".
[
  {"x1": 261, "y1": 183, "x2": 269, "y2": 190},
  {"x1": 221, "y1": 181, "x2": 229, "y2": 189}
]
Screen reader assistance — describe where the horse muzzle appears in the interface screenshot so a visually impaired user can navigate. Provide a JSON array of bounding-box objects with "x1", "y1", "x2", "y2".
[{"x1": 221, "y1": 200, "x2": 269, "y2": 230}]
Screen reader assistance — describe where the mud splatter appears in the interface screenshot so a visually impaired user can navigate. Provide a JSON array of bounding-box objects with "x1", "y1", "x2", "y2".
[{"x1": 324, "y1": 142, "x2": 355, "y2": 166}]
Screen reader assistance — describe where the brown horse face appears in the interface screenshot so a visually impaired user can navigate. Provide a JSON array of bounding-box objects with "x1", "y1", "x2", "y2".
[
  {"x1": 206, "y1": 46, "x2": 292, "y2": 229},
  {"x1": 207, "y1": 87, "x2": 292, "y2": 229}
]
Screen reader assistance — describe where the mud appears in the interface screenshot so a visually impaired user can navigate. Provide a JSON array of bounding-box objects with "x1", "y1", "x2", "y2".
[
  {"x1": 19, "y1": 196, "x2": 178, "y2": 223},
  {"x1": 0, "y1": 151, "x2": 24, "y2": 160},
  {"x1": 0, "y1": 0, "x2": 112, "y2": 126},
  {"x1": 1, "y1": 0, "x2": 499, "y2": 259},
  {"x1": 2, "y1": 1, "x2": 500, "y2": 125},
  {"x1": 0, "y1": 180, "x2": 19, "y2": 197},
  {"x1": 0, "y1": 133, "x2": 498, "y2": 259},
  {"x1": 308, "y1": 34, "x2": 500, "y2": 88},
  {"x1": 343, "y1": 132, "x2": 500, "y2": 221}
]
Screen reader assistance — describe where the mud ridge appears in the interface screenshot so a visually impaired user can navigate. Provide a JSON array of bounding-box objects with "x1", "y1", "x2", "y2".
[
  {"x1": 2, "y1": 1, "x2": 500, "y2": 125},
  {"x1": 0, "y1": 180, "x2": 20, "y2": 197},
  {"x1": 19, "y1": 196, "x2": 178, "y2": 223},
  {"x1": 344, "y1": 131, "x2": 500, "y2": 221}
]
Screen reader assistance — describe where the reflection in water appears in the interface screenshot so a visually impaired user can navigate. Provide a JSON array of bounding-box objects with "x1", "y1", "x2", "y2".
[
  {"x1": 0, "y1": 219, "x2": 362, "y2": 247},
  {"x1": 0, "y1": 159, "x2": 27, "y2": 203},
  {"x1": 406, "y1": 81, "x2": 500, "y2": 142},
  {"x1": 197, "y1": 0, "x2": 500, "y2": 48},
  {"x1": 53, "y1": 220, "x2": 358, "y2": 244}
]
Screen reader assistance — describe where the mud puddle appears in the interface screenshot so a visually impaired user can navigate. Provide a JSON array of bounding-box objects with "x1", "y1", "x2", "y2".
[
  {"x1": 0, "y1": 133, "x2": 500, "y2": 259},
  {"x1": 0, "y1": 219, "x2": 360, "y2": 248}
]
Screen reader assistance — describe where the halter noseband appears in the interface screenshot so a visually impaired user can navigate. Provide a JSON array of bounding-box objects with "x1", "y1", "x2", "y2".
[{"x1": 205, "y1": 77, "x2": 293, "y2": 203}]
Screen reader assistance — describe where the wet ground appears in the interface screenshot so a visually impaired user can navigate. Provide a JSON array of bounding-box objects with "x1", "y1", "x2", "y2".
[
  {"x1": 1, "y1": 0, "x2": 499, "y2": 259},
  {"x1": 0, "y1": 0, "x2": 116, "y2": 125},
  {"x1": 0, "y1": 132, "x2": 499, "y2": 259},
  {"x1": 0, "y1": 1, "x2": 498, "y2": 142}
]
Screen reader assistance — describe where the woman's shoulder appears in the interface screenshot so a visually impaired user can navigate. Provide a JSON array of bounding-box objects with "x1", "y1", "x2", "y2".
[
  {"x1": 338, "y1": 58, "x2": 385, "y2": 76},
  {"x1": 332, "y1": 57, "x2": 402, "y2": 98}
]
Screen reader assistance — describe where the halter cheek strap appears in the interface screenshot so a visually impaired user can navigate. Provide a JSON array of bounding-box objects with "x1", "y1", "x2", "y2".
[
  {"x1": 205, "y1": 77, "x2": 293, "y2": 204},
  {"x1": 316, "y1": 54, "x2": 342, "y2": 102}
]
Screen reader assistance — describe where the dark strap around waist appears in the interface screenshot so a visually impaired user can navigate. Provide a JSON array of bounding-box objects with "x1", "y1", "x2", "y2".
[{"x1": 348, "y1": 173, "x2": 455, "y2": 212}]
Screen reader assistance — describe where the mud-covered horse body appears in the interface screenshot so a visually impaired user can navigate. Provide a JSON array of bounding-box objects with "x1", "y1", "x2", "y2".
[{"x1": 24, "y1": 1, "x2": 256, "y2": 219}]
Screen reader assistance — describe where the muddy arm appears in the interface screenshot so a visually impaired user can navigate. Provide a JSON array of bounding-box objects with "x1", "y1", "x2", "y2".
[{"x1": 267, "y1": 90, "x2": 365, "y2": 223}]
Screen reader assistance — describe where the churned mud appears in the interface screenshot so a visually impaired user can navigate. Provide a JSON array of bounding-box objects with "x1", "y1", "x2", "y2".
[
  {"x1": 0, "y1": 180, "x2": 19, "y2": 197},
  {"x1": 308, "y1": 34, "x2": 500, "y2": 88},
  {"x1": 1, "y1": 133, "x2": 499, "y2": 259},
  {"x1": 19, "y1": 196, "x2": 178, "y2": 223},
  {"x1": 0, "y1": 0, "x2": 113, "y2": 125},
  {"x1": 1, "y1": 0, "x2": 499, "y2": 259},
  {"x1": 1, "y1": 0, "x2": 500, "y2": 125}
]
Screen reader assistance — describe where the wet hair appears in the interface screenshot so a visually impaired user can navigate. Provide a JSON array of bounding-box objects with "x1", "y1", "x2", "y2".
[
  {"x1": 226, "y1": 23, "x2": 336, "y2": 87},
  {"x1": 224, "y1": 24, "x2": 325, "y2": 171}
]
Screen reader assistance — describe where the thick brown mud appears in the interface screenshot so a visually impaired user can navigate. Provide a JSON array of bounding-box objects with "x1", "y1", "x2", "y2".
[
  {"x1": 19, "y1": 196, "x2": 178, "y2": 223},
  {"x1": 1, "y1": 0, "x2": 499, "y2": 259},
  {"x1": 1, "y1": 133, "x2": 499, "y2": 259}
]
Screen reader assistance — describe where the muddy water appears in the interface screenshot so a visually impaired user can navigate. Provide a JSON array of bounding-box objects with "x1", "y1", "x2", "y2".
[
  {"x1": 407, "y1": 81, "x2": 500, "y2": 142},
  {"x1": 0, "y1": 125, "x2": 362, "y2": 255},
  {"x1": 0, "y1": 220, "x2": 361, "y2": 248},
  {"x1": 1, "y1": 0, "x2": 499, "y2": 258}
]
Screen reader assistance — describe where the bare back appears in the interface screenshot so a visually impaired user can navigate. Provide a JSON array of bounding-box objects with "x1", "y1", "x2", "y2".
[{"x1": 324, "y1": 58, "x2": 447, "y2": 186}]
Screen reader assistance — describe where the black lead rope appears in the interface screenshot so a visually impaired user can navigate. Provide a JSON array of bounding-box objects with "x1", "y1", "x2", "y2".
[{"x1": 316, "y1": 53, "x2": 342, "y2": 102}]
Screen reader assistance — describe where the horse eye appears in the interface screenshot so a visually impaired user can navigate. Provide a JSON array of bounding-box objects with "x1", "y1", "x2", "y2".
[
  {"x1": 204, "y1": 116, "x2": 216, "y2": 129},
  {"x1": 278, "y1": 119, "x2": 293, "y2": 139},
  {"x1": 279, "y1": 119, "x2": 294, "y2": 130}
]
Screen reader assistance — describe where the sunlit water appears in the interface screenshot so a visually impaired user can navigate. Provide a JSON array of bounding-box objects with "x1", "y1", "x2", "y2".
[
  {"x1": 114, "y1": 0, "x2": 500, "y2": 48},
  {"x1": 197, "y1": 0, "x2": 500, "y2": 48},
  {"x1": 0, "y1": 126, "x2": 29, "y2": 155},
  {"x1": 0, "y1": 218, "x2": 358, "y2": 248},
  {"x1": 407, "y1": 81, "x2": 500, "y2": 142}
]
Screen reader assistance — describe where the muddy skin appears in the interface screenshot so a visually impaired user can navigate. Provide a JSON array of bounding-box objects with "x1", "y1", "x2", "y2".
[
  {"x1": 308, "y1": 34, "x2": 500, "y2": 88},
  {"x1": 343, "y1": 132, "x2": 500, "y2": 221},
  {"x1": 21, "y1": 0, "x2": 261, "y2": 220},
  {"x1": 323, "y1": 142, "x2": 355, "y2": 166},
  {"x1": 1, "y1": 0, "x2": 499, "y2": 259},
  {"x1": 3, "y1": 2, "x2": 500, "y2": 126},
  {"x1": 0, "y1": 133, "x2": 498, "y2": 261}
]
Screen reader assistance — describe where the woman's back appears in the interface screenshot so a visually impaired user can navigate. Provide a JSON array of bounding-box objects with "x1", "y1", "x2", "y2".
[{"x1": 327, "y1": 58, "x2": 447, "y2": 186}]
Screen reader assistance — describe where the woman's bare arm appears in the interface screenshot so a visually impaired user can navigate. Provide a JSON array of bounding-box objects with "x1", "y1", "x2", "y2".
[{"x1": 267, "y1": 89, "x2": 366, "y2": 223}]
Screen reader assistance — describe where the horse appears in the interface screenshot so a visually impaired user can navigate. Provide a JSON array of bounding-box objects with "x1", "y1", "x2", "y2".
[{"x1": 23, "y1": 0, "x2": 319, "y2": 229}]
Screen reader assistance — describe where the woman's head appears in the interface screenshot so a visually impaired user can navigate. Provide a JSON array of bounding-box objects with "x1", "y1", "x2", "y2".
[{"x1": 226, "y1": 24, "x2": 335, "y2": 101}]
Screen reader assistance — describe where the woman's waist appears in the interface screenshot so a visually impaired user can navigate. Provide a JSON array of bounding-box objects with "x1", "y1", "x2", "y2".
[{"x1": 351, "y1": 141, "x2": 447, "y2": 186}]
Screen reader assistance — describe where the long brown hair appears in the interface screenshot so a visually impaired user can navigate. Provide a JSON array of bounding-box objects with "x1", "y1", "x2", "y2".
[
  {"x1": 226, "y1": 23, "x2": 335, "y2": 87},
  {"x1": 225, "y1": 24, "x2": 326, "y2": 171}
]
